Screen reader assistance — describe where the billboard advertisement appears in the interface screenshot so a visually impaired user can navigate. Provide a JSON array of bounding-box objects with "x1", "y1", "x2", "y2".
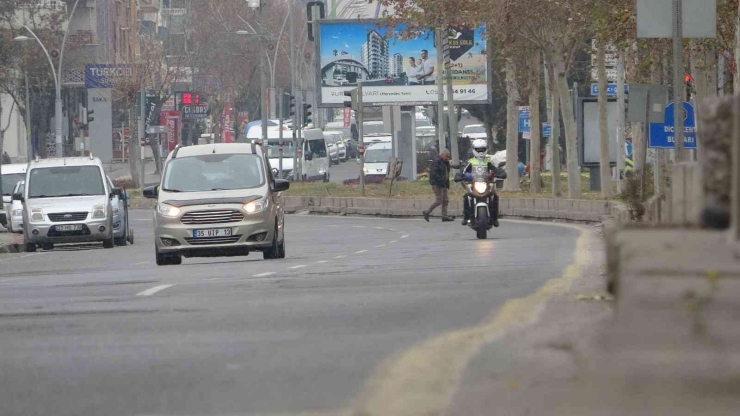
[
  {"x1": 318, "y1": 20, "x2": 489, "y2": 106},
  {"x1": 326, "y1": 0, "x2": 394, "y2": 19}
]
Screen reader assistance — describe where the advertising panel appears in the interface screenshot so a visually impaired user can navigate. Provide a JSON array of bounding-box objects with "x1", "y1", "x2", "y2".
[{"x1": 318, "y1": 20, "x2": 489, "y2": 106}]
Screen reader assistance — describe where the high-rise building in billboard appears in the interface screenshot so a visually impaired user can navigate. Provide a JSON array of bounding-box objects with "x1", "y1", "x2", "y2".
[
  {"x1": 361, "y1": 30, "x2": 389, "y2": 79},
  {"x1": 390, "y1": 53, "x2": 403, "y2": 77}
]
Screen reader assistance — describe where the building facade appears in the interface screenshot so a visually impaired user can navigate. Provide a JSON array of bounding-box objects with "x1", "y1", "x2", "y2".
[
  {"x1": 360, "y1": 30, "x2": 388, "y2": 79},
  {"x1": 390, "y1": 53, "x2": 403, "y2": 78}
]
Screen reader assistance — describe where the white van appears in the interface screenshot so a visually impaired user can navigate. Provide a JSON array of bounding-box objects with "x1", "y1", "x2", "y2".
[
  {"x1": 362, "y1": 142, "x2": 392, "y2": 179},
  {"x1": 2, "y1": 163, "x2": 28, "y2": 229},
  {"x1": 302, "y1": 129, "x2": 331, "y2": 182},
  {"x1": 248, "y1": 126, "x2": 297, "y2": 180}
]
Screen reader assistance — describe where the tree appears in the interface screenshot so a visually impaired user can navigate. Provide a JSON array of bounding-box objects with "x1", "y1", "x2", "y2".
[
  {"x1": 528, "y1": 49, "x2": 542, "y2": 193},
  {"x1": 502, "y1": 56, "x2": 521, "y2": 191},
  {"x1": 596, "y1": 38, "x2": 613, "y2": 197}
]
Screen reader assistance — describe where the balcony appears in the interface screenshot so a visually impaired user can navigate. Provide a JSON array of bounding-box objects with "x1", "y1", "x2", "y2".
[{"x1": 4, "y1": 0, "x2": 69, "y2": 30}]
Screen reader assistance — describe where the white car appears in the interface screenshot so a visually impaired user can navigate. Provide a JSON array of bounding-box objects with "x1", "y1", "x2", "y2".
[
  {"x1": 8, "y1": 181, "x2": 24, "y2": 234},
  {"x1": 324, "y1": 131, "x2": 348, "y2": 161},
  {"x1": 462, "y1": 124, "x2": 488, "y2": 141},
  {"x1": 2, "y1": 163, "x2": 27, "y2": 229},
  {"x1": 323, "y1": 132, "x2": 340, "y2": 165},
  {"x1": 362, "y1": 142, "x2": 392, "y2": 178}
]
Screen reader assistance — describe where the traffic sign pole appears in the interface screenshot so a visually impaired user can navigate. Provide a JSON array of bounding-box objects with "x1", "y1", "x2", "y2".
[{"x1": 673, "y1": 0, "x2": 685, "y2": 161}]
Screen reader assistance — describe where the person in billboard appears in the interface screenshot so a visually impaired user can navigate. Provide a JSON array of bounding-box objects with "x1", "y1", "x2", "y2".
[
  {"x1": 407, "y1": 57, "x2": 422, "y2": 85},
  {"x1": 418, "y1": 50, "x2": 435, "y2": 85}
]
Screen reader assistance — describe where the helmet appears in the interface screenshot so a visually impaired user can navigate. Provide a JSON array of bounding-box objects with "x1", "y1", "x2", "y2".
[{"x1": 472, "y1": 139, "x2": 488, "y2": 160}]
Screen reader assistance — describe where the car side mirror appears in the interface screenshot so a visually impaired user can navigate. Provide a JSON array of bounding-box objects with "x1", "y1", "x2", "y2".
[
  {"x1": 2, "y1": 195, "x2": 10, "y2": 204},
  {"x1": 273, "y1": 179, "x2": 290, "y2": 192},
  {"x1": 305, "y1": 153, "x2": 313, "y2": 161},
  {"x1": 12, "y1": 193, "x2": 23, "y2": 202},
  {"x1": 143, "y1": 185, "x2": 159, "y2": 199}
]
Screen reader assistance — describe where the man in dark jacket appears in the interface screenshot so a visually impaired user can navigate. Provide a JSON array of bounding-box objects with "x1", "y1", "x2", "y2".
[{"x1": 423, "y1": 149, "x2": 455, "y2": 222}]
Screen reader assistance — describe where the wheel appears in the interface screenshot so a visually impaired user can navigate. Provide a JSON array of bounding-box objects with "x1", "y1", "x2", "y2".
[
  {"x1": 115, "y1": 218, "x2": 128, "y2": 246},
  {"x1": 263, "y1": 225, "x2": 282, "y2": 260},
  {"x1": 25, "y1": 243, "x2": 36, "y2": 252},
  {"x1": 476, "y1": 206, "x2": 488, "y2": 240},
  {"x1": 323, "y1": 172, "x2": 330, "y2": 183},
  {"x1": 277, "y1": 232, "x2": 286, "y2": 259},
  {"x1": 156, "y1": 248, "x2": 181, "y2": 266},
  {"x1": 42, "y1": 243, "x2": 54, "y2": 251},
  {"x1": 103, "y1": 237, "x2": 114, "y2": 249},
  {"x1": 127, "y1": 228, "x2": 135, "y2": 245}
]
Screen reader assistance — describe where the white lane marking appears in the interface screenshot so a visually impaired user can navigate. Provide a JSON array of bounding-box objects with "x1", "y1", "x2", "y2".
[
  {"x1": 335, "y1": 255, "x2": 346, "y2": 259},
  {"x1": 253, "y1": 272, "x2": 276, "y2": 277},
  {"x1": 0, "y1": 278, "x2": 22, "y2": 283},
  {"x1": 401, "y1": 235, "x2": 409, "y2": 239},
  {"x1": 389, "y1": 240, "x2": 397, "y2": 244},
  {"x1": 134, "y1": 261, "x2": 149, "y2": 265},
  {"x1": 352, "y1": 226, "x2": 366, "y2": 229},
  {"x1": 316, "y1": 260, "x2": 328, "y2": 263},
  {"x1": 0, "y1": 253, "x2": 37, "y2": 263},
  {"x1": 375, "y1": 244, "x2": 386, "y2": 248},
  {"x1": 355, "y1": 250, "x2": 368, "y2": 254},
  {"x1": 136, "y1": 284, "x2": 174, "y2": 297},
  {"x1": 289, "y1": 265, "x2": 307, "y2": 269},
  {"x1": 374, "y1": 227, "x2": 385, "y2": 230}
]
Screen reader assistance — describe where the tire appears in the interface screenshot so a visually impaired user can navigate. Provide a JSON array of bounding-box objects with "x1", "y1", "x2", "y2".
[
  {"x1": 42, "y1": 243, "x2": 54, "y2": 251},
  {"x1": 476, "y1": 206, "x2": 488, "y2": 240},
  {"x1": 25, "y1": 243, "x2": 36, "y2": 253},
  {"x1": 115, "y1": 218, "x2": 128, "y2": 246},
  {"x1": 127, "y1": 228, "x2": 135, "y2": 245},
  {"x1": 156, "y1": 248, "x2": 181, "y2": 266},
  {"x1": 277, "y1": 233, "x2": 286, "y2": 259},
  {"x1": 263, "y1": 225, "x2": 282, "y2": 260},
  {"x1": 103, "y1": 237, "x2": 114, "y2": 249},
  {"x1": 323, "y1": 172, "x2": 330, "y2": 183}
]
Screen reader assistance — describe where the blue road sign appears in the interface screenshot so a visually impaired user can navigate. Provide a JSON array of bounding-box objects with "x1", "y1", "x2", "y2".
[
  {"x1": 518, "y1": 106, "x2": 531, "y2": 133},
  {"x1": 648, "y1": 102, "x2": 696, "y2": 149},
  {"x1": 542, "y1": 122, "x2": 552, "y2": 138},
  {"x1": 625, "y1": 140, "x2": 633, "y2": 158},
  {"x1": 590, "y1": 83, "x2": 629, "y2": 97},
  {"x1": 85, "y1": 64, "x2": 140, "y2": 88}
]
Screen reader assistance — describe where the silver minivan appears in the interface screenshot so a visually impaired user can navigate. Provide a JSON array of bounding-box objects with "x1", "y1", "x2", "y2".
[
  {"x1": 18, "y1": 156, "x2": 121, "y2": 251},
  {"x1": 143, "y1": 142, "x2": 289, "y2": 266}
]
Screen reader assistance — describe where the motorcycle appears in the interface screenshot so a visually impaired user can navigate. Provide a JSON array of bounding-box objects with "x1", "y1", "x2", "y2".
[{"x1": 454, "y1": 165, "x2": 505, "y2": 239}]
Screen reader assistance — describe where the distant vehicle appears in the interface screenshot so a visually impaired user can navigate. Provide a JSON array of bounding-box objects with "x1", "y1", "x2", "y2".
[
  {"x1": 107, "y1": 176, "x2": 133, "y2": 246},
  {"x1": 247, "y1": 126, "x2": 296, "y2": 180},
  {"x1": 361, "y1": 142, "x2": 392, "y2": 178},
  {"x1": 462, "y1": 124, "x2": 488, "y2": 141},
  {"x1": 363, "y1": 133, "x2": 392, "y2": 145},
  {"x1": 143, "y1": 143, "x2": 289, "y2": 265},
  {"x1": 302, "y1": 128, "x2": 331, "y2": 182},
  {"x1": 444, "y1": 106, "x2": 471, "y2": 118},
  {"x1": 323, "y1": 131, "x2": 341, "y2": 165},
  {"x1": 324, "y1": 122, "x2": 357, "y2": 157},
  {"x1": 362, "y1": 121, "x2": 386, "y2": 135},
  {"x1": 8, "y1": 180, "x2": 24, "y2": 234},
  {"x1": 415, "y1": 117, "x2": 431, "y2": 127},
  {"x1": 1, "y1": 163, "x2": 27, "y2": 229},
  {"x1": 325, "y1": 131, "x2": 348, "y2": 162},
  {"x1": 20, "y1": 155, "x2": 121, "y2": 251}
]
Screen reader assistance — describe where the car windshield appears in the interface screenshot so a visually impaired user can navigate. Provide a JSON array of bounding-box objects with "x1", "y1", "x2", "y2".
[
  {"x1": 464, "y1": 126, "x2": 486, "y2": 134},
  {"x1": 1, "y1": 173, "x2": 25, "y2": 196},
  {"x1": 363, "y1": 123, "x2": 385, "y2": 135},
  {"x1": 162, "y1": 153, "x2": 265, "y2": 192},
  {"x1": 365, "y1": 148, "x2": 392, "y2": 164},
  {"x1": 28, "y1": 166, "x2": 105, "y2": 198},
  {"x1": 266, "y1": 140, "x2": 296, "y2": 157}
]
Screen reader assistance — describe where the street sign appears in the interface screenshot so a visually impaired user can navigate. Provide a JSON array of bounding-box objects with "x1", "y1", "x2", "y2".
[
  {"x1": 591, "y1": 67, "x2": 617, "y2": 82},
  {"x1": 590, "y1": 83, "x2": 629, "y2": 97},
  {"x1": 518, "y1": 106, "x2": 531, "y2": 133},
  {"x1": 591, "y1": 54, "x2": 618, "y2": 67},
  {"x1": 542, "y1": 123, "x2": 552, "y2": 138},
  {"x1": 648, "y1": 101, "x2": 696, "y2": 148},
  {"x1": 343, "y1": 107, "x2": 352, "y2": 127},
  {"x1": 181, "y1": 104, "x2": 209, "y2": 119},
  {"x1": 637, "y1": 0, "x2": 716, "y2": 39},
  {"x1": 625, "y1": 140, "x2": 633, "y2": 158},
  {"x1": 85, "y1": 64, "x2": 141, "y2": 88}
]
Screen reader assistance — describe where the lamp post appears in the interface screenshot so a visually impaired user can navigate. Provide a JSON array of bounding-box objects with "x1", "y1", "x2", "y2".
[
  {"x1": 13, "y1": 36, "x2": 33, "y2": 161},
  {"x1": 15, "y1": 0, "x2": 82, "y2": 157}
]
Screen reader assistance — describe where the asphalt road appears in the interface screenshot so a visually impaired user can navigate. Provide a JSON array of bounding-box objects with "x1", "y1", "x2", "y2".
[{"x1": 0, "y1": 210, "x2": 581, "y2": 416}]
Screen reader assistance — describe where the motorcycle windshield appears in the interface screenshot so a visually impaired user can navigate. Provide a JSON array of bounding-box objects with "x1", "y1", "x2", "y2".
[{"x1": 470, "y1": 165, "x2": 489, "y2": 181}]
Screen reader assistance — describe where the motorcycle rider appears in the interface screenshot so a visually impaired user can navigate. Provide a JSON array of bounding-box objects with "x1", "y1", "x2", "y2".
[{"x1": 460, "y1": 139, "x2": 506, "y2": 227}]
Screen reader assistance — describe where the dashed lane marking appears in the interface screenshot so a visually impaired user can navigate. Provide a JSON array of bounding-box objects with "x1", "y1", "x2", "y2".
[
  {"x1": 335, "y1": 255, "x2": 346, "y2": 259},
  {"x1": 253, "y1": 272, "x2": 276, "y2": 277},
  {"x1": 316, "y1": 260, "x2": 328, "y2": 263},
  {"x1": 375, "y1": 245, "x2": 386, "y2": 248},
  {"x1": 388, "y1": 241, "x2": 397, "y2": 244},
  {"x1": 288, "y1": 265, "x2": 307, "y2": 270},
  {"x1": 355, "y1": 250, "x2": 368, "y2": 254},
  {"x1": 136, "y1": 284, "x2": 174, "y2": 297},
  {"x1": 401, "y1": 235, "x2": 409, "y2": 239}
]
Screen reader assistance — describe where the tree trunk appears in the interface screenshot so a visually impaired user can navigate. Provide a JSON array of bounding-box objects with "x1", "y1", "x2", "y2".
[
  {"x1": 127, "y1": 103, "x2": 141, "y2": 189},
  {"x1": 597, "y1": 40, "x2": 612, "y2": 197},
  {"x1": 735, "y1": 2, "x2": 740, "y2": 93},
  {"x1": 503, "y1": 57, "x2": 521, "y2": 191},
  {"x1": 551, "y1": 83, "x2": 562, "y2": 197},
  {"x1": 529, "y1": 51, "x2": 542, "y2": 194},
  {"x1": 483, "y1": 107, "x2": 495, "y2": 151},
  {"x1": 552, "y1": 55, "x2": 581, "y2": 198}
]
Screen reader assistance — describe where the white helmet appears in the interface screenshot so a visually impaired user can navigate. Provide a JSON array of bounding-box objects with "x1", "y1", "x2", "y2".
[{"x1": 472, "y1": 139, "x2": 488, "y2": 160}]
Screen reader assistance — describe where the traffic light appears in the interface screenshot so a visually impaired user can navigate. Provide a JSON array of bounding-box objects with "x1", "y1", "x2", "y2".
[
  {"x1": 343, "y1": 89, "x2": 358, "y2": 111},
  {"x1": 80, "y1": 107, "x2": 94, "y2": 130},
  {"x1": 303, "y1": 104, "x2": 312, "y2": 126},
  {"x1": 684, "y1": 73, "x2": 694, "y2": 101},
  {"x1": 287, "y1": 95, "x2": 295, "y2": 118}
]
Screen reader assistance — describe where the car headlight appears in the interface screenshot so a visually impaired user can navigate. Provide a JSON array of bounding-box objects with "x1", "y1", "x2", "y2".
[
  {"x1": 30, "y1": 208, "x2": 44, "y2": 222},
  {"x1": 157, "y1": 203, "x2": 181, "y2": 218},
  {"x1": 92, "y1": 205, "x2": 106, "y2": 219},
  {"x1": 473, "y1": 181, "x2": 488, "y2": 194},
  {"x1": 12, "y1": 209, "x2": 22, "y2": 216},
  {"x1": 112, "y1": 206, "x2": 120, "y2": 215},
  {"x1": 244, "y1": 198, "x2": 268, "y2": 214}
]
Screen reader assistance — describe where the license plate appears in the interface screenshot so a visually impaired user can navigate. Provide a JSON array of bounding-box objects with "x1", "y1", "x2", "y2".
[
  {"x1": 193, "y1": 228, "x2": 232, "y2": 238},
  {"x1": 55, "y1": 224, "x2": 82, "y2": 232}
]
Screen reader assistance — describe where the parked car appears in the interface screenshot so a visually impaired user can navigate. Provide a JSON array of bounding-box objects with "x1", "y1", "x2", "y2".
[
  {"x1": 143, "y1": 142, "x2": 289, "y2": 265},
  {"x1": 19, "y1": 155, "x2": 120, "y2": 251},
  {"x1": 324, "y1": 122, "x2": 357, "y2": 157},
  {"x1": 324, "y1": 131, "x2": 347, "y2": 162},
  {"x1": 107, "y1": 176, "x2": 133, "y2": 246},
  {"x1": 461, "y1": 124, "x2": 488, "y2": 141},
  {"x1": 1, "y1": 163, "x2": 27, "y2": 229},
  {"x1": 323, "y1": 132, "x2": 340, "y2": 165},
  {"x1": 362, "y1": 121, "x2": 386, "y2": 135},
  {"x1": 8, "y1": 180, "x2": 24, "y2": 234}
]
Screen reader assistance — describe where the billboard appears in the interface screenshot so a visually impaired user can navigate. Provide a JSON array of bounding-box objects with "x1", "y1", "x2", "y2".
[
  {"x1": 318, "y1": 20, "x2": 489, "y2": 106},
  {"x1": 326, "y1": 0, "x2": 394, "y2": 19}
]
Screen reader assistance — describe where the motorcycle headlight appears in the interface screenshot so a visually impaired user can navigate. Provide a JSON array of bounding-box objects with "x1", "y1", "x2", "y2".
[
  {"x1": 30, "y1": 208, "x2": 44, "y2": 222},
  {"x1": 244, "y1": 198, "x2": 268, "y2": 214},
  {"x1": 92, "y1": 205, "x2": 106, "y2": 219},
  {"x1": 473, "y1": 181, "x2": 488, "y2": 194},
  {"x1": 157, "y1": 203, "x2": 181, "y2": 218}
]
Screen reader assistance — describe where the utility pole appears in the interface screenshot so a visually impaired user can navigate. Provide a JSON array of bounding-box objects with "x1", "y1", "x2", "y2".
[
  {"x1": 138, "y1": 86, "x2": 145, "y2": 187},
  {"x1": 278, "y1": 87, "x2": 284, "y2": 178},
  {"x1": 260, "y1": 3, "x2": 269, "y2": 143},
  {"x1": 616, "y1": 51, "x2": 626, "y2": 193},
  {"x1": 357, "y1": 81, "x2": 365, "y2": 196},
  {"x1": 443, "y1": 27, "x2": 459, "y2": 166},
  {"x1": 435, "y1": 27, "x2": 446, "y2": 152},
  {"x1": 289, "y1": 0, "x2": 298, "y2": 181},
  {"x1": 24, "y1": 70, "x2": 32, "y2": 160},
  {"x1": 673, "y1": 0, "x2": 685, "y2": 161},
  {"x1": 297, "y1": 91, "x2": 303, "y2": 181}
]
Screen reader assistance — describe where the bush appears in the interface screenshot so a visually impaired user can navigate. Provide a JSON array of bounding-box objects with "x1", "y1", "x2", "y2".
[
  {"x1": 113, "y1": 177, "x2": 138, "y2": 190},
  {"x1": 620, "y1": 166, "x2": 654, "y2": 222}
]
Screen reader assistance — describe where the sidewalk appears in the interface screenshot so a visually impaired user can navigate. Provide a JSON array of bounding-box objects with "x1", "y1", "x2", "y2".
[
  {"x1": 104, "y1": 162, "x2": 161, "y2": 187},
  {"x1": 447, "y1": 227, "x2": 740, "y2": 416},
  {"x1": 0, "y1": 227, "x2": 24, "y2": 253}
]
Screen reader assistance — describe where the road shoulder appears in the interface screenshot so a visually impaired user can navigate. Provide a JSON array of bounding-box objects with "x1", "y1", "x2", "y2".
[{"x1": 445, "y1": 223, "x2": 611, "y2": 416}]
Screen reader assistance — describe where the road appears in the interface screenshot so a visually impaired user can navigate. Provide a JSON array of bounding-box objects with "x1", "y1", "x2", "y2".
[{"x1": 0, "y1": 211, "x2": 581, "y2": 416}]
